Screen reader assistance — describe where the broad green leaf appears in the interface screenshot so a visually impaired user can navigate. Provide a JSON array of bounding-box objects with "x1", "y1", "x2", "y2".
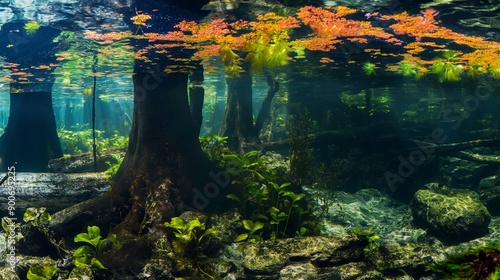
[
  {"x1": 39, "y1": 211, "x2": 52, "y2": 222},
  {"x1": 73, "y1": 245, "x2": 95, "y2": 258},
  {"x1": 267, "y1": 207, "x2": 280, "y2": 214},
  {"x1": 226, "y1": 194, "x2": 241, "y2": 202},
  {"x1": 199, "y1": 228, "x2": 217, "y2": 243},
  {"x1": 74, "y1": 256, "x2": 92, "y2": 268},
  {"x1": 27, "y1": 263, "x2": 57, "y2": 280},
  {"x1": 23, "y1": 208, "x2": 38, "y2": 223},
  {"x1": 234, "y1": 233, "x2": 248, "y2": 242},
  {"x1": 87, "y1": 225, "x2": 101, "y2": 240},
  {"x1": 90, "y1": 258, "x2": 107, "y2": 269},
  {"x1": 165, "y1": 217, "x2": 188, "y2": 231},
  {"x1": 186, "y1": 219, "x2": 203, "y2": 233},
  {"x1": 74, "y1": 232, "x2": 101, "y2": 248}
]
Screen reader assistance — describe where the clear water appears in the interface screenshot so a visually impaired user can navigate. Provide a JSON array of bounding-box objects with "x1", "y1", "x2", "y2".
[{"x1": 0, "y1": 0, "x2": 499, "y2": 278}]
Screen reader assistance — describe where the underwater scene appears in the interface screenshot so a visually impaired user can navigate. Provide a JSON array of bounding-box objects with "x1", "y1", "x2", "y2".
[{"x1": 0, "y1": 0, "x2": 500, "y2": 279}]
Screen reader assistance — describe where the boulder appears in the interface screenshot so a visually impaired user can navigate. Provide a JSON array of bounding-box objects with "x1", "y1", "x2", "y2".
[
  {"x1": 241, "y1": 236, "x2": 369, "y2": 279},
  {"x1": 411, "y1": 189, "x2": 491, "y2": 243}
]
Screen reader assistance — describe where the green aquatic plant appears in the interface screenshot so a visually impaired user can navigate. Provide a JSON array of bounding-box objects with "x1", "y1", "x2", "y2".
[
  {"x1": 223, "y1": 149, "x2": 311, "y2": 239},
  {"x1": 164, "y1": 217, "x2": 216, "y2": 256},
  {"x1": 468, "y1": 64, "x2": 487, "y2": 79},
  {"x1": 104, "y1": 153, "x2": 124, "y2": 179},
  {"x1": 489, "y1": 66, "x2": 500, "y2": 80},
  {"x1": 24, "y1": 21, "x2": 41, "y2": 35},
  {"x1": 362, "y1": 62, "x2": 377, "y2": 76},
  {"x1": 164, "y1": 217, "x2": 216, "y2": 278},
  {"x1": 246, "y1": 37, "x2": 291, "y2": 72},
  {"x1": 431, "y1": 50, "x2": 464, "y2": 82},
  {"x1": 220, "y1": 44, "x2": 242, "y2": 77},
  {"x1": 234, "y1": 219, "x2": 265, "y2": 243},
  {"x1": 428, "y1": 242, "x2": 500, "y2": 279},
  {"x1": 27, "y1": 263, "x2": 57, "y2": 280},
  {"x1": 199, "y1": 134, "x2": 230, "y2": 165},
  {"x1": 351, "y1": 227, "x2": 381, "y2": 252},
  {"x1": 59, "y1": 125, "x2": 128, "y2": 156},
  {"x1": 73, "y1": 225, "x2": 116, "y2": 270},
  {"x1": 399, "y1": 61, "x2": 418, "y2": 77}
]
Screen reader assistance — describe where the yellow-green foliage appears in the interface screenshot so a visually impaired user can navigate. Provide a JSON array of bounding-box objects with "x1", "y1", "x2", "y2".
[
  {"x1": 164, "y1": 217, "x2": 216, "y2": 256},
  {"x1": 27, "y1": 263, "x2": 57, "y2": 280},
  {"x1": 489, "y1": 66, "x2": 500, "y2": 80},
  {"x1": 245, "y1": 38, "x2": 290, "y2": 72},
  {"x1": 431, "y1": 50, "x2": 464, "y2": 82},
  {"x1": 24, "y1": 21, "x2": 41, "y2": 35},
  {"x1": 73, "y1": 225, "x2": 116, "y2": 270},
  {"x1": 220, "y1": 44, "x2": 242, "y2": 77}
]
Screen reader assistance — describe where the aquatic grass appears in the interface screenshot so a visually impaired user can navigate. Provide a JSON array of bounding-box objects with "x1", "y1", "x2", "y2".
[
  {"x1": 430, "y1": 50, "x2": 464, "y2": 82},
  {"x1": 363, "y1": 62, "x2": 377, "y2": 76}
]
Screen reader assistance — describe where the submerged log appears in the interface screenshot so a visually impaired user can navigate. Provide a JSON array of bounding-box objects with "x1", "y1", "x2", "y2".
[{"x1": 0, "y1": 172, "x2": 110, "y2": 216}]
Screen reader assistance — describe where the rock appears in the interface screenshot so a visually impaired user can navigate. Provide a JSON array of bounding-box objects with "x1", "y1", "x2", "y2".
[
  {"x1": 439, "y1": 156, "x2": 492, "y2": 190},
  {"x1": 242, "y1": 236, "x2": 368, "y2": 279},
  {"x1": 479, "y1": 185, "x2": 500, "y2": 216},
  {"x1": 365, "y1": 231, "x2": 444, "y2": 278},
  {"x1": 411, "y1": 189, "x2": 491, "y2": 243}
]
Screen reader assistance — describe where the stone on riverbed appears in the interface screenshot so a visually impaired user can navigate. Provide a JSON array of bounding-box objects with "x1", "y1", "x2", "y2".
[{"x1": 411, "y1": 188, "x2": 491, "y2": 243}]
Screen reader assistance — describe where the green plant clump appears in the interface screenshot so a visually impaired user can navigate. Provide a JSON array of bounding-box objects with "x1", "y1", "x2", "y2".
[
  {"x1": 104, "y1": 153, "x2": 124, "y2": 179},
  {"x1": 431, "y1": 50, "x2": 464, "y2": 82},
  {"x1": 24, "y1": 21, "x2": 41, "y2": 35},
  {"x1": 27, "y1": 263, "x2": 57, "y2": 280},
  {"x1": 164, "y1": 217, "x2": 216, "y2": 278},
  {"x1": 73, "y1": 225, "x2": 116, "y2": 270}
]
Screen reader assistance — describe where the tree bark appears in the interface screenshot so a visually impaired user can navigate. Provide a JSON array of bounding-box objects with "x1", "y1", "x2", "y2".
[
  {"x1": 254, "y1": 74, "x2": 280, "y2": 136},
  {"x1": 0, "y1": 23, "x2": 63, "y2": 172},
  {"x1": 220, "y1": 72, "x2": 255, "y2": 152},
  {"x1": 112, "y1": 70, "x2": 230, "y2": 235},
  {"x1": 0, "y1": 91, "x2": 63, "y2": 172}
]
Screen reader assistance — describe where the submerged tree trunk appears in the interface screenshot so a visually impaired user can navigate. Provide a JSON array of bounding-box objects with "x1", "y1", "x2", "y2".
[
  {"x1": 112, "y1": 70, "x2": 230, "y2": 235},
  {"x1": 220, "y1": 72, "x2": 280, "y2": 152},
  {"x1": 0, "y1": 23, "x2": 63, "y2": 172},
  {"x1": 220, "y1": 72, "x2": 255, "y2": 152},
  {"x1": 0, "y1": 91, "x2": 63, "y2": 172}
]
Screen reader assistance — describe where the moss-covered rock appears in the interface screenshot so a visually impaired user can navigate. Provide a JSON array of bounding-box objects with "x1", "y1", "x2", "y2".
[
  {"x1": 411, "y1": 189, "x2": 491, "y2": 243},
  {"x1": 242, "y1": 236, "x2": 368, "y2": 279}
]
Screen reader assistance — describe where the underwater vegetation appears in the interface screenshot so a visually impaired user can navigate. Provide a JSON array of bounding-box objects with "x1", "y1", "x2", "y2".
[
  {"x1": 24, "y1": 21, "x2": 41, "y2": 35},
  {"x1": 58, "y1": 125, "x2": 128, "y2": 156},
  {"x1": 201, "y1": 135, "x2": 314, "y2": 241},
  {"x1": 363, "y1": 62, "x2": 377, "y2": 76},
  {"x1": 163, "y1": 217, "x2": 216, "y2": 278},
  {"x1": 428, "y1": 242, "x2": 500, "y2": 279},
  {"x1": 430, "y1": 50, "x2": 464, "y2": 82},
  {"x1": 73, "y1": 226, "x2": 116, "y2": 270}
]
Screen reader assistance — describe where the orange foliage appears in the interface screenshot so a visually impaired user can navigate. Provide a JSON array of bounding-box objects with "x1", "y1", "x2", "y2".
[
  {"x1": 84, "y1": 31, "x2": 131, "y2": 44},
  {"x1": 381, "y1": 9, "x2": 439, "y2": 37},
  {"x1": 296, "y1": 6, "x2": 397, "y2": 53},
  {"x1": 131, "y1": 14, "x2": 152, "y2": 26},
  {"x1": 79, "y1": 5, "x2": 498, "y2": 78}
]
